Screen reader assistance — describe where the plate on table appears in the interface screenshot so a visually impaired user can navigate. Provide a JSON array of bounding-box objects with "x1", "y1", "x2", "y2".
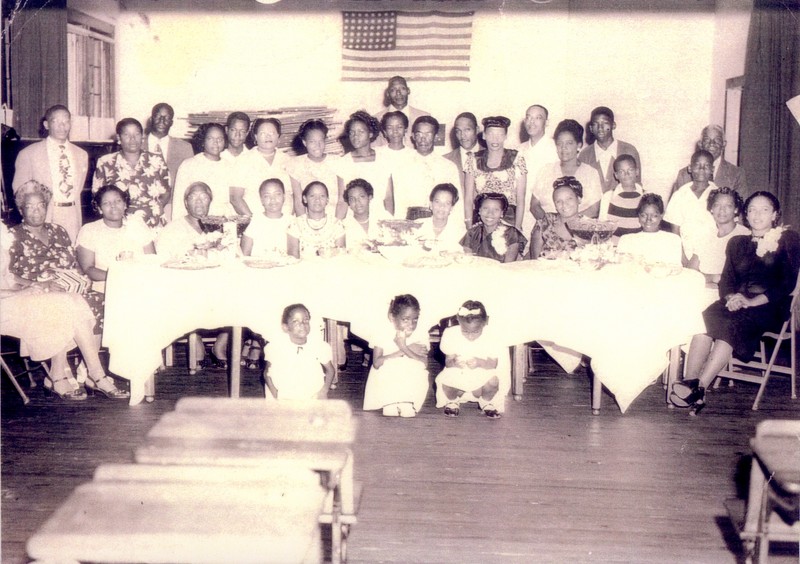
[
  {"x1": 162, "y1": 258, "x2": 221, "y2": 270},
  {"x1": 401, "y1": 253, "x2": 453, "y2": 268},
  {"x1": 242, "y1": 256, "x2": 299, "y2": 269}
]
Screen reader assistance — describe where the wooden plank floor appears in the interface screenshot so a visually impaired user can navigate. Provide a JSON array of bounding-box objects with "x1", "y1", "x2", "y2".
[{"x1": 2, "y1": 344, "x2": 798, "y2": 563}]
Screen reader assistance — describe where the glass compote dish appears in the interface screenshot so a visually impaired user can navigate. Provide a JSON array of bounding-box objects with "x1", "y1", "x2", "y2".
[
  {"x1": 565, "y1": 216, "x2": 617, "y2": 245},
  {"x1": 199, "y1": 214, "x2": 252, "y2": 238},
  {"x1": 566, "y1": 217, "x2": 618, "y2": 269}
]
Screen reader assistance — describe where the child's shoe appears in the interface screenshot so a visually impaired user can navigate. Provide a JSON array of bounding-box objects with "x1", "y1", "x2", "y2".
[
  {"x1": 443, "y1": 402, "x2": 460, "y2": 417},
  {"x1": 483, "y1": 404, "x2": 501, "y2": 419},
  {"x1": 398, "y1": 402, "x2": 416, "y2": 418},
  {"x1": 382, "y1": 403, "x2": 401, "y2": 417}
]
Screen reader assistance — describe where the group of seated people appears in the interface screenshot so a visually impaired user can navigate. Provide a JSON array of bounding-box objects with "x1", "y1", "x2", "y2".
[{"x1": 4, "y1": 75, "x2": 798, "y2": 415}]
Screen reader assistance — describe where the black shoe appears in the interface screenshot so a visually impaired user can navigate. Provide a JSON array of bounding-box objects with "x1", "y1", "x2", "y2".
[{"x1": 669, "y1": 379, "x2": 702, "y2": 408}]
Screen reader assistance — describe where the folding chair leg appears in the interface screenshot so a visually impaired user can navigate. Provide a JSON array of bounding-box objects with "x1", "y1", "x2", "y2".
[
  {"x1": 0, "y1": 356, "x2": 31, "y2": 405},
  {"x1": 752, "y1": 335, "x2": 785, "y2": 410},
  {"x1": 791, "y1": 330, "x2": 796, "y2": 400}
]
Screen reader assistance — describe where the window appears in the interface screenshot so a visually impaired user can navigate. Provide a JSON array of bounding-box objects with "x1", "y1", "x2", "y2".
[{"x1": 67, "y1": 10, "x2": 114, "y2": 119}]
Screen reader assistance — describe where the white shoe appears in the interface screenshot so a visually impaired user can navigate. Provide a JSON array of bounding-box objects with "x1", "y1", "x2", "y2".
[
  {"x1": 382, "y1": 403, "x2": 401, "y2": 417},
  {"x1": 399, "y1": 402, "x2": 416, "y2": 418}
]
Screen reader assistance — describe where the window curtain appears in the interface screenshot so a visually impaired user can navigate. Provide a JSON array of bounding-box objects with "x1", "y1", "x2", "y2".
[
  {"x1": 8, "y1": 6, "x2": 68, "y2": 138},
  {"x1": 739, "y1": 0, "x2": 800, "y2": 228}
]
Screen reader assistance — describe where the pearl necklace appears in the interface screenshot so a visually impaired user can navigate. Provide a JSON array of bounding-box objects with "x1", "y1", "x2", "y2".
[{"x1": 306, "y1": 216, "x2": 328, "y2": 231}]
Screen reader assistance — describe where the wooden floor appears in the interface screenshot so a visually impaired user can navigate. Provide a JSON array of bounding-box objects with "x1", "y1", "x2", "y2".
[{"x1": 2, "y1": 344, "x2": 798, "y2": 563}]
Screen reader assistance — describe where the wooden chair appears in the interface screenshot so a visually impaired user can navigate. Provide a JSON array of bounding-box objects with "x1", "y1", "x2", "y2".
[
  {"x1": 164, "y1": 331, "x2": 220, "y2": 374},
  {"x1": 725, "y1": 419, "x2": 800, "y2": 563},
  {"x1": 714, "y1": 284, "x2": 798, "y2": 410}
]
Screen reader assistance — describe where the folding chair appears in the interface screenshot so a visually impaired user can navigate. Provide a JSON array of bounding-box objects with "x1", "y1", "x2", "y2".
[
  {"x1": 715, "y1": 280, "x2": 798, "y2": 410},
  {"x1": 725, "y1": 419, "x2": 800, "y2": 563}
]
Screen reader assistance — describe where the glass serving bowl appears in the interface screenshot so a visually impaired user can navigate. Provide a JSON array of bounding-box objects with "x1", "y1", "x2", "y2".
[
  {"x1": 199, "y1": 215, "x2": 251, "y2": 237},
  {"x1": 565, "y1": 217, "x2": 617, "y2": 245}
]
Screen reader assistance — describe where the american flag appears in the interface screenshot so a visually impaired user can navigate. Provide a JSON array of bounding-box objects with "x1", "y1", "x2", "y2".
[{"x1": 341, "y1": 11, "x2": 473, "y2": 82}]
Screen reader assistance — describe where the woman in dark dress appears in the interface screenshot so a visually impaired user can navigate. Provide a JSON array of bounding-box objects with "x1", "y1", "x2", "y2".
[{"x1": 670, "y1": 191, "x2": 800, "y2": 414}]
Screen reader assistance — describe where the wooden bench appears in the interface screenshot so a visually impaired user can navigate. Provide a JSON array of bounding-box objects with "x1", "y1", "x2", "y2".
[
  {"x1": 27, "y1": 473, "x2": 325, "y2": 564},
  {"x1": 138, "y1": 398, "x2": 359, "y2": 563}
]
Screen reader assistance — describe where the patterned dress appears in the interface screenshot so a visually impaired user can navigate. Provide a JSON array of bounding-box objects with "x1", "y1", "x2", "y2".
[
  {"x1": 465, "y1": 149, "x2": 527, "y2": 224},
  {"x1": 532, "y1": 213, "x2": 578, "y2": 258},
  {"x1": 8, "y1": 223, "x2": 105, "y2": 333},
  {"x1": 287, "y1": 214, "x2": 345, "y2": 259},
  {"x1": 93, "y1": 151, "x2": 171, "y2": 228}
]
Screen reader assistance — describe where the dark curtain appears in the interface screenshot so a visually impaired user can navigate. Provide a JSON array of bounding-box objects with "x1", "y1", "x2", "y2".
[
  {"x1": 739, "y1": 0, "x2": 800, "y2": 228},
  {"x1": 8, "y1": 5, "x2": 68, "y2": 138}
]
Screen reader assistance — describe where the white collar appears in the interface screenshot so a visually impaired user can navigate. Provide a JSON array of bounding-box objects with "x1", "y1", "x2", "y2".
[{"x1": 594, "y1": 139, "x2": 618, "y2": 157}]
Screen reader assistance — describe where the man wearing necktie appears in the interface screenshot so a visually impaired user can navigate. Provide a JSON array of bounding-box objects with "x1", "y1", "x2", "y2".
[
  {"x1": 444, "y1": 112, "x2": 482, "y2": 195},
  {"x1": 144, "y1": 102, "x2": 194, "y2": 212},
  {"x1": 12, "y1": 105, "x2": 88, "y2": 242}
]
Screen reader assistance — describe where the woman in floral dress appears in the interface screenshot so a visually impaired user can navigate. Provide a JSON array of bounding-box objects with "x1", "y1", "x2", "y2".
[
  {"x1": 529, "y1": 176, "x2": 582, "y2": 259},
  {"x1": 9, "y1": 181, "x2": 104, "y2": 333},
  {"x1": 93, "y1": 117, "x2": 171, "y2": 229},
  {"x1": 463, "y1": 116, "x2": 527, "y2": 230}
]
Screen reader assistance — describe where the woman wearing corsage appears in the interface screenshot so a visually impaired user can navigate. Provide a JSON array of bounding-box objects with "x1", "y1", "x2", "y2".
[
  {"x1": 670, "y1": 191, "x2": 800, "y2": 415},
  {"x1": 459, "y1": 192, "x2": 526, "y2": 262}
]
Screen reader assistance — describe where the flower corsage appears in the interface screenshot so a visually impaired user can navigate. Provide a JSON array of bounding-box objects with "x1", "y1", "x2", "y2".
[
  {"x1": 489, "y1": 225, "x2": 508, "y2": 256},
  {"x1": 755, "y1": 225, "x2": 787, "y2": 258}
]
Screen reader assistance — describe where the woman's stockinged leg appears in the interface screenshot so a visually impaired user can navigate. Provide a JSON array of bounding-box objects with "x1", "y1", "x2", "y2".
[
  {"x1": 685, "y1": 334, "x2": 712, "y2": 380},
  {"x1": 698, "y1": 340, "x2": 733, "y2": 389},
  {"x1": 74, "y1": 319, "x2": 104, "y2": 379}
]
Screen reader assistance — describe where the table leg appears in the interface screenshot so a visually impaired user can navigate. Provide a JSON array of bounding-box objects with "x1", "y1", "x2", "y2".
[
  {"x1": 230, "y1": 327, "x2": 242, "y2": 398},
  {"x1": 591, "y1": 372, "x2": 601, "y2": 415},
  {"x1": 188, "y1": 332, "x2": 199, "y2": 375},
  {"x1": 144, "y1": 374, "x2": 155, "y2": 402},
  {"x1": 511, "y1": 345, "x2": 526, "y2": 401},
  {"x1": 666, "y1": 346, "x2": 681, "y2": 406}
]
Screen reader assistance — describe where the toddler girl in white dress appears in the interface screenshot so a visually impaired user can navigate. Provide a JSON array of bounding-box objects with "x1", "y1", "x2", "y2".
[
  {"x1": 434, "y1": 300, "x2": 508, "y2": 418},
  {"x1": 363, "y1": 294, "x2": 429, "y2": 417}
]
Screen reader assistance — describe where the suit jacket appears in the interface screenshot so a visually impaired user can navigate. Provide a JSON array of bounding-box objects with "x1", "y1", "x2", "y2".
[
  {"x1": 671, "y1": 158, "x2": 748, "y2": 198},
  {"x1": 578, "y1": 139, "x2": 641, "y2": 193},
  {"x1": 143, "y1": 135, "x2": 194, "y2": 188},
  {"x1": 373, "y1": 105, "x2": 430, "y2": 148},
  {"x1": 443, "y1": 148, "x2": 465, "y2": 190},
  {"x1": 12, "y1": 139, "x2": 88, "y2": 229}
]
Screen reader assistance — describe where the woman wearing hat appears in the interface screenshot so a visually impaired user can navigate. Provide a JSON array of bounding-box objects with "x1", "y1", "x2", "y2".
[{"x1": 463, "y1": 116, "x2": 527, "y2": 230}]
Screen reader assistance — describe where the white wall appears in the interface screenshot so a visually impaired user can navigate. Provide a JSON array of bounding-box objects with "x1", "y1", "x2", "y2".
[{"x1": 114, "y1": 4, "x2": 724, "y2": 197}]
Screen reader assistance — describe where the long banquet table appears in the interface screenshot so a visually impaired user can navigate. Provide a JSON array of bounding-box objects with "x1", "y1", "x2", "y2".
[{"x1": 103, "y1": 253, "x2": 706, "y2": 412}]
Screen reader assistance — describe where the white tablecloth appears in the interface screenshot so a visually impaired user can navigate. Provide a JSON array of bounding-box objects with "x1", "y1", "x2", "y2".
[{"x1": 104, "y1": 255, "x2": 706, "y2": 412}]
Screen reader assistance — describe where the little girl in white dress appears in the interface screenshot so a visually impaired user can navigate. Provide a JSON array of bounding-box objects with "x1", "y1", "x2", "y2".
[
  {"x1": 363, "y1": 294, "x2": 429, "y2": 417},
  {"x1": 434, "y1": 300, "x2": 508, "y2": 418}
]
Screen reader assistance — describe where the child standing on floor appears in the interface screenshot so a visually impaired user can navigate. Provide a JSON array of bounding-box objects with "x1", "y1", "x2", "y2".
[
  {"x1": 435, "y1": 300, "x2": 508, "y2": 419},
  {"x1": 264, "y1": 303, "x2": 335, "y2": 400},
  {"x1": 363, "y1": 294, "x2": 429, "y2": 417}
]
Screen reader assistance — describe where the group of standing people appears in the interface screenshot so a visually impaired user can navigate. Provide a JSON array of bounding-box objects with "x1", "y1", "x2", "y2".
[{"x1": 5, "y1": 74, "x2": 797, "y2": 415}]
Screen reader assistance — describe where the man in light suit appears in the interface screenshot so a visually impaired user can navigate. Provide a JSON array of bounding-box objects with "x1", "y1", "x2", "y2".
[
  {"x1": 144, "y1": 102, "x2": 194, "y2": 193},
  {"x1": 443, "y1": 112, "x2": 481, "y2": 192},
  {"x1": 578, "y1": 106, "x2": 642, "y2": 194},
  {"x1": 373, "y1": 76, "x2": 429, "y2": 148},
  {"x1": 12, "y1": 105, "x2": 88, "y2": 242},
  {"x1": 670, "y1": 124, "x2": 748, "y2": 198}
]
